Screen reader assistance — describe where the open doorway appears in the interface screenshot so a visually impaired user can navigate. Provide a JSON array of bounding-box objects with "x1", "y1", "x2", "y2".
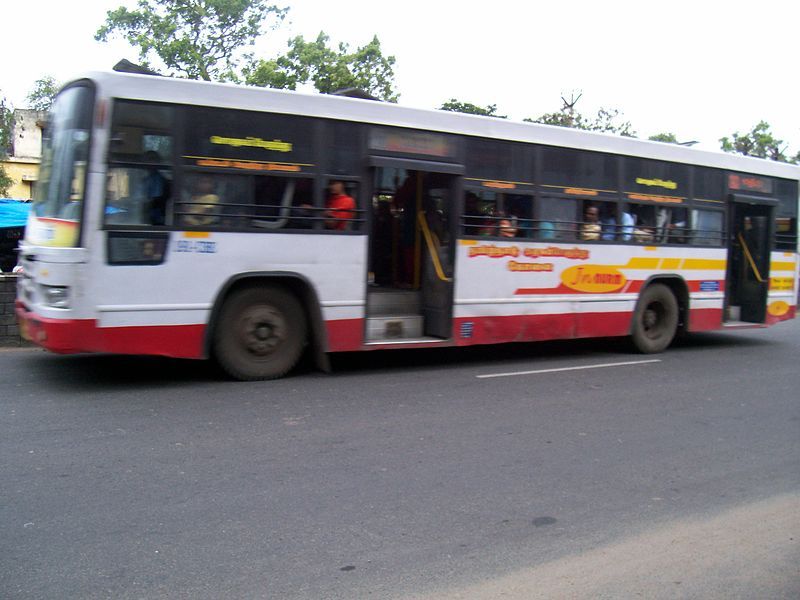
[
  {"x1": 726, "y1": 200, "x2": 774, "y2": 323},
  {"x1": 366, "y1": 167, "x2": 457, "y2": 341}
]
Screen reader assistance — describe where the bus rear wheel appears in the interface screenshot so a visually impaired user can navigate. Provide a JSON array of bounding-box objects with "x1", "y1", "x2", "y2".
[
  {"x1": 214, "y1": 285, "x2": 307, "y2": 380},
  {"x1": 630, "y1": 283, "x2": 678, "y2": 354}
]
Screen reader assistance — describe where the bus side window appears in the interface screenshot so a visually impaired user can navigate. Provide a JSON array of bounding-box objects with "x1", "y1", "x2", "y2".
[
  {"x1": 598, "y1": 202, "x2": 618, "y2": 241},
  {"x1": 177, "y1": 172, "x2": 250, "y2": 229},
  {"x1": 662, "y1": 207, "x2": 689, "y2": 244},
  {"x1": 624, "y1": 204, "x2": 657, "y2": 244},
  {"x1": 106, "y1": 101, "x2": 175, "y2": 227},
  {"x1": 178, "y1": 173, "x2": 223, "y2": 228},
  {"x1": 462, "y1": 191, "x2": 498, "y2": 236},
  {"x1": 692, "y1": 209, "x2": 724, "y2": 246},
  {"x1": 505, "y1": 194, "x2": 533, "y2": 238},
  {"x1": 537, "y1": 196, "x2": 577, "y2": 241},
  {"x1": 104, "y1": 158, "x2": 172, "y2": 227}
]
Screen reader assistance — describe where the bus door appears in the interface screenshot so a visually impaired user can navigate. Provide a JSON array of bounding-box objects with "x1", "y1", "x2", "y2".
[
  {"x1": 366, "y1": 159, "x2": 462, "y2": 341},
  {"x1": 726, "y1": 195, "x2": 776, "y2": 323}
]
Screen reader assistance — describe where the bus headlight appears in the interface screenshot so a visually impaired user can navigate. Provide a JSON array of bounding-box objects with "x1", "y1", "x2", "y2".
[{"x1": 41, "y1": 285, "x2": 71, "y2": 309}]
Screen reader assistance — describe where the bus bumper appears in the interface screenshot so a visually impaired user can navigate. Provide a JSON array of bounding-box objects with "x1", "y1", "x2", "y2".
[
  {"x1": 16, "y1": 301, "x2": 95, "y2": 354},
  {"x1": 15, "y1": 301, "x2": 206, "y2": 358}
]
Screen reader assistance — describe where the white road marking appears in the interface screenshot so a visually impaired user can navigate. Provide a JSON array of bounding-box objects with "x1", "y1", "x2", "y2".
[{"x1": 477, "y1": 359, "x2": 662, "y2": 379}]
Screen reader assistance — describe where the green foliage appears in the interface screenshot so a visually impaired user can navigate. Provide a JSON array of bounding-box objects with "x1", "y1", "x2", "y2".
[
  {"x1": 648, "y1": 132, "x2": 679, "y2": 143},
  {"x1": 0, "y1": 93, "x2": 13, "y2": 196},
  {"x1": 0, "y1": 95, "x2": 11, "y2": 154},
  {"x1": 26, "y1": 76, "x2": 59, "y2": 112},
  {"x1": 95, "y1": 0, "x2": 288, "y2": 81},
  {"x1": 525, "y1": 92, "x2": 636, "y2": 137},
  {"x1": 0, "y1": 168, "x2": 11, "y2": 198},
  {"x1": 245, "y1": 32, "x2": 399, "y2": 102},
  {"x1": 720, "y1": 121, "x2": 797, "y2": 163},
  {"x1": 242, "y1": 58, "x2": 298, "y2": 90},
  {"x1": 439, "y1": 99, "x2": 506, "y2": 118}
]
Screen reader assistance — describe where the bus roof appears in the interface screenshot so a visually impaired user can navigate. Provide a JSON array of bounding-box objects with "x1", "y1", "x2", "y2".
[{"x1": 78, "y1": 70, "x2": 800, "y2": 181}]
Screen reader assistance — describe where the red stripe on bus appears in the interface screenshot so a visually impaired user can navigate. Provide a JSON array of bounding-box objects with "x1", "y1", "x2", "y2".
[
  {"x1": 453, "y1": 311, "x2": 633, "y2": 345},
  {"x1": 16, "y1": 305, "x2": 205, "y2": 358},
  {"x1": 687, "y1": 280, "x2": 726, "y2": 292},
  {"x1": 688, "y1": 308, "x2": 724, "y2": 331},
  {"x1": 18, "y1": 303, "x2": 775, "y2": 360},
  {"x1": 766, "y1": 305, "x2": 796, "y2": 325},
  {"x1": 324, "y1": 319, "x2": 364, "y2": 352}
]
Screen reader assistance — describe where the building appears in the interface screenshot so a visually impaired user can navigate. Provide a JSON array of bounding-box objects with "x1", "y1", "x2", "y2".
[{"x1": 1, "y1": 109, "x2": 46, "y2": 200}]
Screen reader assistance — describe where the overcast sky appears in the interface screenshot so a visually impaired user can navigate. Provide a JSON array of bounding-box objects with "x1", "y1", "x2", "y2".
[{"x1": 2, "y1": 0, "x2": 798, "y2": 152}]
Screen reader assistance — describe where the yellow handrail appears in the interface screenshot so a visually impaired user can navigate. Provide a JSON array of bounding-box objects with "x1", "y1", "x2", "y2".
[
  {"x1": 417, "y1": 211, "x2": 452, "y2": 283},
  {"x1": 737, "y1": 232, "x2": 767, "y2": 283}
]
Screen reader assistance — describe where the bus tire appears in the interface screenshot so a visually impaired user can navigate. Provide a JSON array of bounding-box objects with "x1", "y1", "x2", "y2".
[
  {"x1": 630, "y1": 283, "x2": 678, "y2": 354},
  {"x1": 214, "y1": 285, "x2": 307, "y2": 380}
]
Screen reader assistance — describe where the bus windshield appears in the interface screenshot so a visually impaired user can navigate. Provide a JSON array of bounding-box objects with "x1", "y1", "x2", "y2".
[{"x1": 31, "y1": 84, "x2": 94, "y2": 244}]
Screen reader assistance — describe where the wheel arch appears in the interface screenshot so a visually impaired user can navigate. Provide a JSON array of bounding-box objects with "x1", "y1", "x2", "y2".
[
  {"x1": 204, "y1": 272, "x2": 331, "y2": 372},
  {"x1": 632, "y1": 275, "x2": 690, "y2": 335}
]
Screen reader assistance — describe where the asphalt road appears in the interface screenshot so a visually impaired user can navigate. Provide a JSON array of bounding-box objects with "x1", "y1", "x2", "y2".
[{"x1": 1, "y1": 321, "x2": 799, "y2": 599}]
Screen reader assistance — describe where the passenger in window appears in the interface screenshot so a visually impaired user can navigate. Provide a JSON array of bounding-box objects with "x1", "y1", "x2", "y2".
[
  {"x1": 620, "y1": 211, "x2": 635, "y2": 241},
  {"x1": 144, "y1": 151, "x2": 170, "y2": 225},
  {"x1": 464, "y1": 192, "x2": 488, "y2": 236},
  {"x1": 538, "y1": 220, "x2": 556, "y2": 240},
  {"x1": 599, "y1": 205, "x2": 617, "y2": 241},
  {"x1": 184, "y1": 175, "x2": 220, "y2": 227},
  {"x1": 633, "y1": 216, "x2": 655, "y2": 243},
  {"x1": 498, "y1": 214, "x2": 519, "y2": 238},
  {"x1": 506, "y1": 197, "x2": 532, "y2": 238},
  {"x1": 478, "y1": 210, "x2": 498, "y2": 237},
  {"x1": 580, "y1": 204, "x2": 601, "y2": 241},
  {"x1": 666, "y1": 208, "x2": 688, "y2": 244},
  {"x1": 325, "y1": 180, "x2": 356, "y2": 230}
]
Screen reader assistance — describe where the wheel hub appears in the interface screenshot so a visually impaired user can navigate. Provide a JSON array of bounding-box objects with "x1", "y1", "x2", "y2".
[
  {"x1": 643, "y1": 302, "x2": 663, "y2": 336},
  {"x1": 643, "y1": 308, "x2": 658, "y2": 329},
  {"x1": 239, "y1": 307, "x2": 285, "y2": 356}
]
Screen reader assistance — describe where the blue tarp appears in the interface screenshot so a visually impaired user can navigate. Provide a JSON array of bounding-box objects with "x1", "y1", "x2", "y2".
[{"x1": 0, "y1": 199, "x2": 31, "y2": 228}]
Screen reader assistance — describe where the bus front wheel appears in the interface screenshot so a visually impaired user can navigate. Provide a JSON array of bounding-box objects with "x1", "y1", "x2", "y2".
[
  {"x1": 630, "y1": 283, "x2": 678, "y2": 354},
  {"x1": 214, "y1": 286, "x2": 307, "y2": 380}
]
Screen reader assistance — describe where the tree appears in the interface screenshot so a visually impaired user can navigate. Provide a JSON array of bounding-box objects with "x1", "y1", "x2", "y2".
[
  {"x1": 95, "y1": 0, "x2": 288, "y2": 81},
  {"x1": 720, "y1": 121, "x2": 797, "y2": 163},
  {"x1": 439, "y1": 99, "x2": 506, "y2": 118},
  {"x1": 26, "y1": 76, "x2": 59, "y2": 112},
  {"x1": 245, "y1": 32, "x2": 399, "y2": 102},
  {"x1": 0, "y1": 93, "x2": 13, "y2": 197},
  {"x1": 525, "y1": 92, "x2": 636, "y2": 137},
  {"x1": 648, "y1": 133, "x2": 679, "y2": 143}
]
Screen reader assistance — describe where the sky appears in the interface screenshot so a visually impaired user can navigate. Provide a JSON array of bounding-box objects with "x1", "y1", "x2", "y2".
[{"x1": 2, "y1": 0, "x2": 799, "y2": 153}]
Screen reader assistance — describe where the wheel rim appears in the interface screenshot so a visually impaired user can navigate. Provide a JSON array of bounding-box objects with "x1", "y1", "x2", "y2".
[{"x1": 237, "y1": 305, "x2": 287, "y2": 358}]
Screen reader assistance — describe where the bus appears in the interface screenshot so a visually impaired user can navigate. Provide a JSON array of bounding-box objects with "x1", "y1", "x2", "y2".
[{"x1": 16, "y1": 71, "x2": 799, "y2": 379}]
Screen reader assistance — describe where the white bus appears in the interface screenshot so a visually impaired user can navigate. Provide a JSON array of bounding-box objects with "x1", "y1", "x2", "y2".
[{"x1": 16, "y1": 71, "x2": 799, "y2": 379}]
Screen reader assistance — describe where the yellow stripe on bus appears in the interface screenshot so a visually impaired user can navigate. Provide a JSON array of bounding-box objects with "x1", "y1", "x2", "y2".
[
  {"x1": 623, "y1": 257, "x2": 661, "y2": 269},
  {"x1": 660, "y1": 258, "x2": 681, "y2": 270},
  {"x1": 680, "y1": 259, "x2": 726, "y2": 270},
  {"x1": 770, "y1": 261, "x2": 796, "y2": 271},
  {"x1": 622, "y1": 257, "x2": 725, "y2": 271}
]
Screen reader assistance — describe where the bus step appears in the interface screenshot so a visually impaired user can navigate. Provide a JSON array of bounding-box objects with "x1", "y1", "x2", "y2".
[
  {"x1": 364, "y1": 337, "x2": 447, "y2": 347},
  {"x1": 366, "y1": 289, "x2": 421, "y2": 316},
  {"x1": 366, "y1": 315, "x2": 424, "y2": 340},
  {"x1": 722, "y1": 321, "x2": 764, "y2": 329}
]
